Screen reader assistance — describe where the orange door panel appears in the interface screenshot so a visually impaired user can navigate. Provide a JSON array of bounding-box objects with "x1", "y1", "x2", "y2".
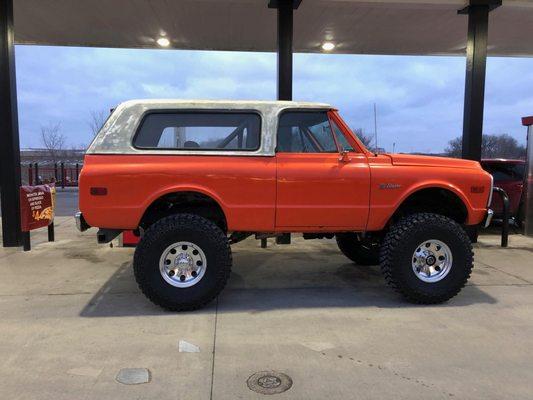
[{"x1": 275, "y1": 153, "x2": 370, "y2": 229}]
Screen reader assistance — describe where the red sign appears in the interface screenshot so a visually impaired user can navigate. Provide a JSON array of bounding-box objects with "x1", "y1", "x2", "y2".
[
  {"x1": 20, "y1": 184, "x2": 55, "y2": 232},
  {"x1": 522, "y1": 116, "x2": 533, "y2": 127}
]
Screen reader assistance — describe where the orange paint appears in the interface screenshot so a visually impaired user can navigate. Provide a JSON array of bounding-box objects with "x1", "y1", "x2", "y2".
[{"x1": 79, "y1": 112, "x2": 491, "y2": 233}]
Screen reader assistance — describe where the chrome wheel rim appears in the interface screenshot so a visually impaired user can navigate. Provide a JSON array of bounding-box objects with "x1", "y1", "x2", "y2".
[
  {"x1": 159, "y1": 241, "x2": 207, "y2": 288},
  {"x1": 411, "y1": 239, "x2": 452, "y2": 283}
]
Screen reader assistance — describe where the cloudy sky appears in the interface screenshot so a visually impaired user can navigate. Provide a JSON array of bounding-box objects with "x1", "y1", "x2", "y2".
[{"x1": 15, "y1": 45, "x2": 533, "y2": 153}]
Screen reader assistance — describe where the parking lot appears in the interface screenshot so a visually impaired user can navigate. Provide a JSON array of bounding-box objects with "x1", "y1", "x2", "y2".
[{"x1": 1, "y1": 196, "x2": 533, "y2": 399}]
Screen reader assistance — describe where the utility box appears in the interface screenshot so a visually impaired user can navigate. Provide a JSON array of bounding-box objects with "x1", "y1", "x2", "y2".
[{"x1": 522, "y1": 116, "x2": 533, "y2": 237}]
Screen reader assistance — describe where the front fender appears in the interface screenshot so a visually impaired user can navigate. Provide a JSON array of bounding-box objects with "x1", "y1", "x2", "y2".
[
  {"x1": 391, "y1": 181, "x2": 474, "y2": 216},
  {"x1": 367, "y1": 180, "x2": 477, "y2": 231}
]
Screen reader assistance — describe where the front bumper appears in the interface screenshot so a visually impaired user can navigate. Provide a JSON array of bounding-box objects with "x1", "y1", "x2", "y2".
[
  {"x1": 75, "y1": 212, "x2": 90, "y2": 232},
  {"x1": 483, "y1": 209, "x2": 494, "y2": 228}
]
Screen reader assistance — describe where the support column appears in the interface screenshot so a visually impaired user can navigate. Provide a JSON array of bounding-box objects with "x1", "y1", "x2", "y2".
[
  {"x1": 269, "y1": 0, "x2": 301, "y2": 101},
  {"x1": 459, "y1": 0, "x2": 501, "y2": 161},
  {"x1": 0, "y1": 0, "x2": 22, "y2": 247}
]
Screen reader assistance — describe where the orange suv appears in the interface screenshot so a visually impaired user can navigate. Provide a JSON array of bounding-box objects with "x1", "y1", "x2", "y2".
[{"x1": 76, "y1": 100, "x2": 493, "y2": 310}]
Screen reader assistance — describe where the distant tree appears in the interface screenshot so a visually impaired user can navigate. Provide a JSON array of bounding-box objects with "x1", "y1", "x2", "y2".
[
  {"x1": 482, "y1": 134, "x2": 526, "y2": 159},
  {"x1": 88, "y1": 110, "x2": 108, "y2": 136},
  {"x1": 444, "y1": 134, "x2": 526, "y2": 159},
  {"x1": 352, "y1": 128, "x2": 373, "y2": 148},
  {"x1": 445, "y1": 137, "x2": 462, "y2": 158},
  {"x1": 40, "y1": 122, "x2": 66, "y2": 163}
]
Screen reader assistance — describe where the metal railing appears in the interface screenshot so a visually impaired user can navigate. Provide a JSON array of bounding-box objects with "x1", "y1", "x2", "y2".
[
  {"x1": 492, "y1": 186, "x2": 510, "y2": 248},
  {"x1": 26, "y1": 162, "x2": 82, "y2": 188}
]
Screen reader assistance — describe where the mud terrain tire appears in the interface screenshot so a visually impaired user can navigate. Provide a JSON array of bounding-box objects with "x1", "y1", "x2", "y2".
[
  {"x1": 380, "y1": 213, "x2": 473, "y2": 304},
  {"x1": 336, "y1": 233, "x2": 380, "y2": 265},
  {"x1": 134, "y1": 213, "x2": 232, "y2": 311}
]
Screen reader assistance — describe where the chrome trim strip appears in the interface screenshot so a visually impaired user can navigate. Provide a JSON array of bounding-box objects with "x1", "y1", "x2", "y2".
[
  {"x1": 484, "y1": 209, "x2": 494, "y2": 228},
  {"x1": 487, "y1": 174, "x2": 494, "y2": 207},
  {"x1": 74, "y1": 211, "x2": 89, "y2": 232}
]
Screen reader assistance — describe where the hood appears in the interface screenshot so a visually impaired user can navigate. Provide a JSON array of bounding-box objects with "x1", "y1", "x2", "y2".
[{"x1": 387, "y1": 154, "x2": 481, "y2": 169}]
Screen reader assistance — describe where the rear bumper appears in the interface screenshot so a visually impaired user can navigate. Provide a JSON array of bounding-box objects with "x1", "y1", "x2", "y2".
[
  {"x1": 74, "y1": 212, "x2": 90, "y2": 232},
  {"x1": 483, "y1": 209, "x2": 494, "y2": 228}
]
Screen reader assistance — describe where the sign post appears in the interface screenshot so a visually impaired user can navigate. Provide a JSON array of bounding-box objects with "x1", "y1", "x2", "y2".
[
  {"x1": 522, "y1": 117, "x2": 533, "y2": 237},
  {"x1": 19, "y1": 184, "x2": 56, "y2": 251}
]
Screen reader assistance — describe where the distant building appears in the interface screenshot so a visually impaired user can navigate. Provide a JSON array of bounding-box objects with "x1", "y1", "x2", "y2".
[
  {"x1": 20, "y1": 148, "x2": 85, "y2": 185},
  {"x1": 20, "y1": 148, "x2": 85, "y2": 166}
]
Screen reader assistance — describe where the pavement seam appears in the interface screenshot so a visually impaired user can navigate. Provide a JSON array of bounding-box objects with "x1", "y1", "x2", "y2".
[
  {"x1": 476, "y1": 260, "x2": 533, "y2": 285},
  {"x1": 0, "y1": 291, "x2": 96, "y2": 297},
  {"x1": 1, "y1": 282, "x2": 531, "y2": 299},
  {"x1": 467, "y1": 283, "x2": 533, "y2": 287},
  {"x1": 319, "y1": 351, "x2": 456, "y2": 398},
  {"x1": 209, "y1": 297, "x2": 219, "y2": 400}
]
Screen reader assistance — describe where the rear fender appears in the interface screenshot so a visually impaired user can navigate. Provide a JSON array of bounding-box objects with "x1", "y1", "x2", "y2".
[{"x1": 139, "y1": 184, "x2": 229, "y2": 225}]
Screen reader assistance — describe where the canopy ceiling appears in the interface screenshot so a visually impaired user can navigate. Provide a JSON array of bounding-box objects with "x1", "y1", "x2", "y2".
[{"x1": 13, "y1": 0, "x2": 533, "y2": 56}]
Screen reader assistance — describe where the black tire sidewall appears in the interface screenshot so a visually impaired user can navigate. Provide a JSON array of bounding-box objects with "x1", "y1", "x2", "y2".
[
  {"x1": 394, "y1": 224, "x2": 470, "y2": 297},
  {"x1": 134, "y1": 214, "x2": 231, "y2": 309},
  {"x1": 381, "y1": 213, "x2": 473, "y2": 303},
  {"x1": 337, "y1": 233, "x2": 380, "y2": 265}
]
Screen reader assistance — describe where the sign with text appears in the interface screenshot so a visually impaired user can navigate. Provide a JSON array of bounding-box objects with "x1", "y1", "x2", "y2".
[{"x1": 20, "y1": 184, "x2": 56, "y2": 232}]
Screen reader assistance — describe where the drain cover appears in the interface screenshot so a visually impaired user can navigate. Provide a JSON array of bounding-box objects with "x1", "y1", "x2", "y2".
[
  {"x1": 247, "y1": 371, "x2": 292, "y2": 395},
  {"x1": 115, "y1": 368, "x2": 151, "y2": 385}
]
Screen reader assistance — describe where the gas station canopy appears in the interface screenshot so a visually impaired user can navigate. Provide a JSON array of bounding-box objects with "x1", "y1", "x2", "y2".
[
  {"x1": 2, "y1": 0, "x2": 533, "y2": 247},
  {"x1": 13, "y1": 0, "x2": 533, "y2": 56}
]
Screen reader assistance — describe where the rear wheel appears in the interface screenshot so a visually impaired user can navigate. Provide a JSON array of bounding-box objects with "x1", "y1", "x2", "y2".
[
  {"x1": 380, "y1": 213, "x2": 473, "y2": 304},
  {"x1": 336, "y1": 233, "x2": 380, "y2": 265},
  {"x1": 133, "y1": 213, "x2": 232, "y2": 311}
]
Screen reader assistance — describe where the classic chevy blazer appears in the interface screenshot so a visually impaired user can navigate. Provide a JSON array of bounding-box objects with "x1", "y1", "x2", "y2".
[{"x1": 77, "y1": 100, "x2": 493, "y2": 310}]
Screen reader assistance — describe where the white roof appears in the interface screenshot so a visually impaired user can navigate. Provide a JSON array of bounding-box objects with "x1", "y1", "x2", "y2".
[
  {"x1": 86, "y1": 99, "x2": 332, "y2": 156},
  {"x1": 120, "y1": 99, "x2": 331, "y2": 110},
  {"x1": 14, "y1": 0, "x2": 533, "y2": 57}
]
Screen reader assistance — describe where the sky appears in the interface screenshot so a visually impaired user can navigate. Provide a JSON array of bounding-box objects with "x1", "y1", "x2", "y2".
[{"x1": 14, "y1": 45, "x2": 533, "y2": 154}]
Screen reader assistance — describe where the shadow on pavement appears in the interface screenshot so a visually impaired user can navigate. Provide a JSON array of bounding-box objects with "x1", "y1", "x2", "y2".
[{"x1": 80, "y1": 255, "x2": 497, "y2": 318}]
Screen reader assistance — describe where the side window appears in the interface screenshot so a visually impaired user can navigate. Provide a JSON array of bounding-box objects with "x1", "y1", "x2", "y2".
[
  {"x1": 134, "y1": 112, "x2": 261, "y2": 150},
  {"x1": 331, "y1": 120, "x2": 355, "y2": 152},
  {"x1": 277, "y1": 111, "x2": 338, "y2": 153},
  {"x1": 512, "y1": 164, "x2": 525, "y2": 180},
  {"x1": 484, "y1": 163, "x2": 524, "y2": 181}
]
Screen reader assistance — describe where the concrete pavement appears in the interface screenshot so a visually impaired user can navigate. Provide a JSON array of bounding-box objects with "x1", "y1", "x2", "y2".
[{"x1": 0, "y1": 217, "x2": 532, "y2": 399}]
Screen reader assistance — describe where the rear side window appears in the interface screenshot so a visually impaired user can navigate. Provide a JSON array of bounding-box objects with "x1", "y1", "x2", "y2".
[
  {"x1": 277, "y1": 111, "x2": 338, "y2": 153},
  {"x1": 134, "y1": 112, "x2": 261, "y2": 150}
]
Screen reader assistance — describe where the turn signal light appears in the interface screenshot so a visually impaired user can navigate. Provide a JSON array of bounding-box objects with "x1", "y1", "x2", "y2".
[
  {"x1": 470, "y1": 186, "x2": 485, "y2": 194},
  {"x1": 90, "y1": 187, "x2": 108, "y2": 196}
]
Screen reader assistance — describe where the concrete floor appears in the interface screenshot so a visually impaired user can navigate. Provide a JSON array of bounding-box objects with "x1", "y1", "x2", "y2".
[{"x1": 1, "y1": 217, "x2": 532, "y2": 400}]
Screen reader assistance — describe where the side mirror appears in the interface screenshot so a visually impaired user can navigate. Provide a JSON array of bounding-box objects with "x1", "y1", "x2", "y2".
[{"x1": 339, "y1": 149, "x2": 351, "y2": 163}]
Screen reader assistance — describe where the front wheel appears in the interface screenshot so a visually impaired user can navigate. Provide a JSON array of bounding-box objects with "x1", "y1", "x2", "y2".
[
  {"x1": 133, "y1": 213, "x2": 232, "y2": 311},
  {"x1": 380, "y1": 213, "x2": 473, "y2": 304}
]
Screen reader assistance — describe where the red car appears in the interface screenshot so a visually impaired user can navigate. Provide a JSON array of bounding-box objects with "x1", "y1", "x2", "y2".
[{"x1": 480, "y1": 159, "x2": 525, "y2": 222}]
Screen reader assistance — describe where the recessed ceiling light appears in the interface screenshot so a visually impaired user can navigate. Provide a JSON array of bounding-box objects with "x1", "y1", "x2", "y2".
[
  {"x1": 156, "y1": 37, "x2": 170, "y2": 47},
  {"x1": 321, "y1": 42, "x2": 335, "y2": 51}
]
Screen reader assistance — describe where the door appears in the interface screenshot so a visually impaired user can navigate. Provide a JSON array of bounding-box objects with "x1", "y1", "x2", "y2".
[{"x1": 275, "y1": 110, "x2": 370, "y2": 229}]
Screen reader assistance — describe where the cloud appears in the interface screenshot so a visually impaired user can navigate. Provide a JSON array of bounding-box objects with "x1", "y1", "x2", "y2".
[{"x1": 14, "y1": 45, "x2": 533, "y2": 152}]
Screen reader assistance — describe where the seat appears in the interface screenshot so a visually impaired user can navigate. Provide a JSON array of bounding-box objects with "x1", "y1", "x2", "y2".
[{"x1": 183, "y1": 140, "x2": 200, "y2": 148}]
